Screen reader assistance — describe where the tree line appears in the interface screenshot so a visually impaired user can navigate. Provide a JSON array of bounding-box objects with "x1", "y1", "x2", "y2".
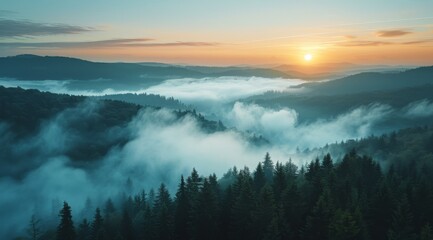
[{"x1": 20, "y1": 151, "x2": 433, "y2": 240}]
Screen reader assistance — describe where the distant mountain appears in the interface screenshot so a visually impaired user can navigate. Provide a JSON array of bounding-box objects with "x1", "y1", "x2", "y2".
[
  {"x1": 0, "y1": 55, "x2": 291, "y2": 83},
  {"x1": 0, "y1": 54, "x2": 203, "y2": 85},
  {"x1": 2, "y1": 55, "x2": 413, "y2": 88},
  {"x1": 244, "y1": 84, "x2": 433, "y2": 122},
  {"x1": 273, "y1": 62, "x2": 411, "y2": 80},
  {"x1": 184, "y1": 65, "x2": 292, "y2": 78},
  {"x1": 243, "y1": 66, "x2": 433, "y2": 127},
  {"x1": 301, "y1": 66, "x2": 433, "y2": 96}
]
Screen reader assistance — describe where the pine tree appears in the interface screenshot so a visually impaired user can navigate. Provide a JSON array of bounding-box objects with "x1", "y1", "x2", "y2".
[
  {"x1": 174, "y1": 175, "x2": 189, "y2": 240},
  {"x1": 77, "y1": 219, "x2": 91, "y2": 240},
  {"x1": 284, "y1": 159, "x2": 298, "y2": 183},
  {"x1": 142, "y1": 203, "x2": 153, "y2": 240},
  {"x1": 230, "y1": 168, "x2": 256, "y2": 240},
  {"x1": 273, "y1": 162, "x2": 287, "y2": 202},
  {"x1": 388, "y1": 196, "x2": 417, "y2": 240},
  {"x1": 281, "y1": 183, "x2": 302, "y2": 238},
  {"x1": 329, "y1": 209, "x2": 360, "y2": 240},
  {"x1": 104, "y1": 198, "x2": 116, "y2": 216},
  {"x1": 263, "y1": 152, "x2": 274, "y2": 184},
  {"x1": 301, "y1": 188, "x2": 334, "y2": 240},
  {"x1": 219, "y1": 185, "x2": 234, "y2": 240},
  {"x1": 321, "y1": 154, "x2": 333, "y2": 172},
  {"x1": 57, "y1": 201, "x2": 76, "y2": 240},
  {"x1": 121, "y1": 208, "x2": 134, "y2": 240},
  {"x1": 90, "y1": 208, "x2": 104, "y2": 240},
  {"x1": 368, "y1": 182, "x2": 395, "y2": 240},
  {"x1": 190, "y1": 178, "x2": 219, "y2": 240},
  {"x1": 27, "y1": 214, "x2": 41, "y2": 240},
  {"x1": 186, "y1": 169, "x2": 200, "y2": 198},
  {"x1": 255, "y1": 185, "x2": 276, "y2": 240},
  {"x1": 263, "y1": 205, "x2": 290, "y2": 240},
  {"x1": 253, "y1": 162, "x2": 266, "y2": 193},
  {"x1": 153, "y1": 183, "x2": 173, "y2": 240}
]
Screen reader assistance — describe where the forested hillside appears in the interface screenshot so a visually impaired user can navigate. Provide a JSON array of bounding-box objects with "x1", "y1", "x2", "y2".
[
  {"x1": 244, "y1": 84, "x2": 433, "y2": 122},
  {"x1": 0, "y1": 86, "x2": 140, "y2": 135},
  {"x1": 311, "y1": 125, "x2": 433, "y2": 174},
  {"x1": 0, "y1": 86, "x2": 225, "y2": 168},
  {"x1": 98, "y1": 93, "x2": 191, "y2": 110},
  {"x1": 17, "y1": 147, "x2": 433, "y2": 240}
]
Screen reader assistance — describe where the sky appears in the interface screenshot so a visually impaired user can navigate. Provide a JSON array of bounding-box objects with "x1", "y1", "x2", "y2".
[{"x1": 0, "y1": 0, "x2": 433, "y2": 65}]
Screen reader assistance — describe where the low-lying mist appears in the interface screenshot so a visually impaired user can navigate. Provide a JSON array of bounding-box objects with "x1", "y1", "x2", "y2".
[
  {"x1": 2, "y1": 75, "x2": 433, "y2": 238},
  {"x1": 0, "y1": 102, "x2": 274, "y2": 238},
  {"x1": 2, "y1": 96, "x2": 433, "y2": 238},
  {"x1": 0, "y1": 76, "x2": 304, "y2": 99}
]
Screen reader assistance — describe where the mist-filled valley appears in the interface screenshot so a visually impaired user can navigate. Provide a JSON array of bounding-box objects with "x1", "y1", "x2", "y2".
[{"x1": 1, "y1": 54, "x2": 433, "y2": 240}]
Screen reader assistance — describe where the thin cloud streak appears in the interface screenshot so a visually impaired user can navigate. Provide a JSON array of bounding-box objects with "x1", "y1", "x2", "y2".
[
  {"x1": 237, "y1": 17, "x2": 433, "y2": 44},
  {"x1": 337, "y1": 39, "x2": 433, "y2": 47},
  {"x1": 376, "y1": 29, "x2": 412, "y2": 37},
  {"x1": 0, "y1": 10, "x2": 16, "y2": 16},
  {"x1": 0, "y1": 38, "x2": 219, "y2": 49},
  {"x1": 338, "y1": 40, "x2": 394, "y2": 47},
  {"x1": 0, "y1": 18, "x2": 94, "y2": 38}
]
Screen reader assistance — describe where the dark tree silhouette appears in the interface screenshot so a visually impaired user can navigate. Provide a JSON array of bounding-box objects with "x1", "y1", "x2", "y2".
[{"x1": 57, "y1": 202, "x2": 76, "y2": 240}]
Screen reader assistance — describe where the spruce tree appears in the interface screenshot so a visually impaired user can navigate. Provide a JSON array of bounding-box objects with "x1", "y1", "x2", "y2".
[
  {"x1": 27, "y1": 214, "x2": 41, "y2": 240},
  {"x1": 154, "y1": 183, "x2": 173, "y2": 240},
  {"x1": 77, "y1": 219, "x2": 91, "y2": 240},
  {"x1": 57, "y1": 201, "x2": 76, "y2": 240},
  {"x1": 263, "y1": 152, "x2": 274, "y2": 184},
  {"x1": 253, "y1": 162, "x2": 266, "y2": 193},
  {"x1": 90, "y1": 208, "x2": 104, "y2": 240},
  {"x1": 174, "y1": 175, "x2": 189, "y2": 240},
  {"x1": 121, "y1": 208, "x2": 134, "y2": 240}
]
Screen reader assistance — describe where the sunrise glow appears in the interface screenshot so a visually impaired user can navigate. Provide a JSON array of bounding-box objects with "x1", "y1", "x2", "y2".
[{"x1": 304, "y1": 54, "x2": 313, "y2": 61}]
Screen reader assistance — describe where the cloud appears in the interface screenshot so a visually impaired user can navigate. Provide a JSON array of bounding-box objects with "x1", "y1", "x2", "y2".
[
  {"x1": 337, "y1": 40, "x2": 394, "y2": 47},
  {"x1": 1, "y1": 83, "x2": 433, "y2": 238},
  {"x1": 403, "y1": 99, "x2": 433, "y2": 118},
  {"x1": 337, "y1": 39, "x2": 433, "y2": 47},
  {"x1": 0, "y1": 18, "x2": 94, "y2": 38},
  {"x1": 0, "y1": 38, "x2": 154, "y2": 48},
  {"x1": 376, "y1": 29, "x2": 412, "y2": 37},
  {"x1": 124, "y1": 41, "x2": 218, "y2": 47},
  {"x1": 0, "y1": 77, "x2": 305, "y2": 109},
  {"x1": 223, "y1": 102, "x2": 394, "y2": 149},
  {"x1": 402, "y1": 39, "x2": 433, "y2": 45},
  {"x1": 226, "y1": 102, "x2": 298, "y2": 136},
  {"x1": 0, "y1": 10, "x2": 16, "y2": 16},
  {"x1": 143, "y1": 76, "x2": 304, "y2": 110},
  {"x1": 0, "y1": 38, "x2": 218, "y2": 49},
  {"x1": 0, "y1": 104, "x2": 274, "y2": 239}
]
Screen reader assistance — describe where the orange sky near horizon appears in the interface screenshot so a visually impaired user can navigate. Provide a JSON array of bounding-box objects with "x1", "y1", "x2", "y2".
[
  {"x1": 1, "y1": 1, "x2": 433, "y2": 66},
  {"x1": 28, "y1": 37, "x2": 433, "y2": 67}
]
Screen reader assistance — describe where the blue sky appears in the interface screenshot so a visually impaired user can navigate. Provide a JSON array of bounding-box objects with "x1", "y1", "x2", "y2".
[{"x1": 1, "y1": 0, "x2": 432, "y2": 65}]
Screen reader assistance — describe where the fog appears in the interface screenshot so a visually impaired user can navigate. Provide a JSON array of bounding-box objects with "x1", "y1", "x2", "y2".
[
  {"x1": 2, "y1": 75, "x2": 433, "y2": 238},
  {"x1": 403, "y1": 99, "x2": 433, "y2": 118},
  {"x1": 0, "y1": 103, "x2": 279, "y2": 238},
  {"x1": 143, "y1": 76, "x2": 303, "y2": 109},
  {"x1": 0, "y1": 76, "x2": 304, "y2": 99},
  {"x1": 223, "y1": 102, "x2": 393, "y2": 149}
]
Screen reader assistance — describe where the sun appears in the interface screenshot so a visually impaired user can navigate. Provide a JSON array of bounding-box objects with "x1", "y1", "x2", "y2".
[{"x1": 304, "y1": 53, "x2": 313, "y2": 61}]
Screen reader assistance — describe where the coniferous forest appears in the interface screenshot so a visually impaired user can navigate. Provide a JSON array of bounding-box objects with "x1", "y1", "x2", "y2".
[
  {"x1": 2, "y1": 2, "x2": 433, "y2": 239},
  {"x1": 19, "y1": 148, "x2": 433, "y2": 240}
]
